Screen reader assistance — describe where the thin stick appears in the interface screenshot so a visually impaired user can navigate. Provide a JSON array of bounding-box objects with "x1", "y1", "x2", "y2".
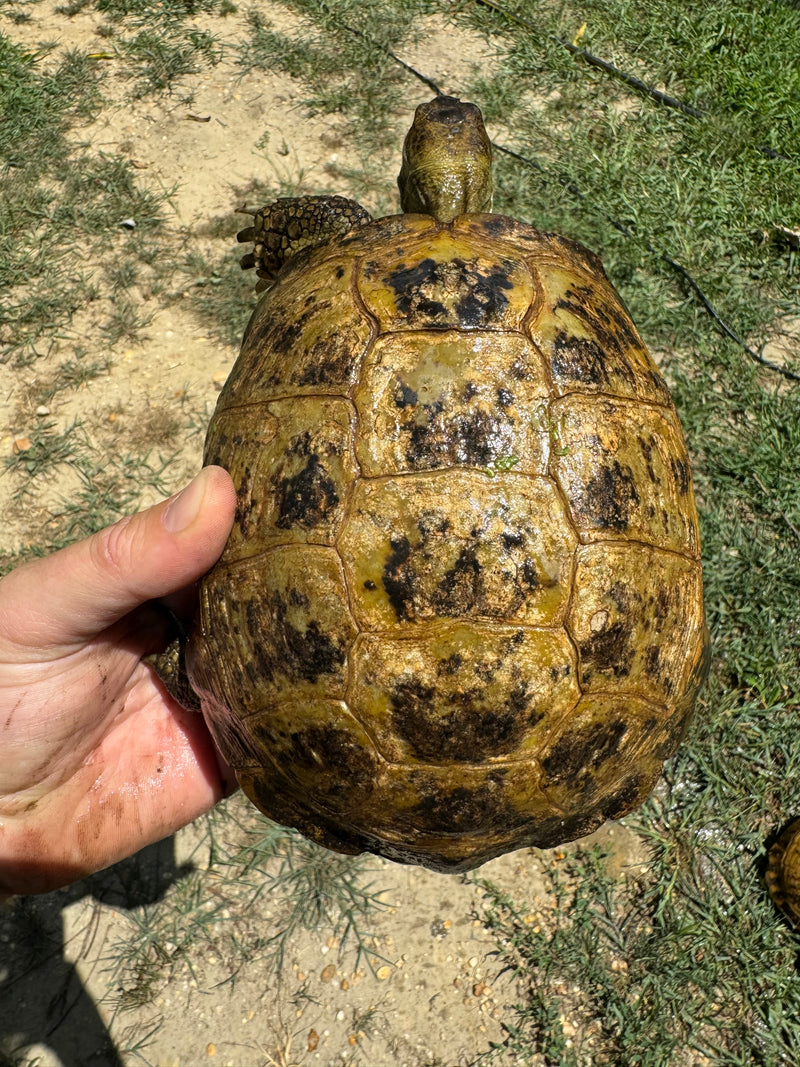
[{"x1": 473, "y1": 0, "x2": 703, "y2": 117}]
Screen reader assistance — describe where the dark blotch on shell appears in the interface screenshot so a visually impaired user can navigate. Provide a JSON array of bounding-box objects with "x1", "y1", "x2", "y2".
[
  {"x1": 551, "y1": 331, "x2": 631, "y2": 391},
  {"x1": 555, "y1": 288, "x2": 640, "y2": 362},
  {"x1": 245, "y1": 593, "x2": 345, "y2": 685},
  {"x1": 409, "y1": 772, "x2": 520, "y2": 835},
  {"x1": 295, "y1": 332, "x2": 362, "y2": 387},
  {"x1": 405, "y1": 406, "x2": 509, "y2": 470},
  {"x1": 579, "y1": 460, "x2": 640, "y2": 531},
  {"x1": 234, "y1": 467, "x2": 257, "y2": 539},
  {"x1": 522, "y1": 809, "x2": 607, "y2": 850},
  {"x1": 600, "y1": 774, "x2": 645, "y2": 820},
  {"x1": 433, "y1": 544, "x2": 484, "y2": 615},
  {"x1": 389, "y1": 677, "x2": 527, "y2": 762},
  {"x1": 382, "y1": 534, "x2": 416, "y2": 621},
  {"x1": 671, "y1": 456, "x2": 690, "y2": 495},
  {"x1": 385, "y1": 256, "x2": 514, "y2": 328},
  {"x1": 454, "y1": 262, "x2": 514, "y2": 327},
  {"x1": 580, "y1": 620, "x2": 634, "y2": 681},
  {"x1": 387, "y1": 258, "x2": 448, "y2": 321},
  {"x1": 287, "y1": 725, "x2": 379, "y2": 800},
  {"x1": 541, "y1": 719, "x2": 628, "y2": 788},
  {"x1": 275, "y1": 452, "x2": 339, "y2": 529}
]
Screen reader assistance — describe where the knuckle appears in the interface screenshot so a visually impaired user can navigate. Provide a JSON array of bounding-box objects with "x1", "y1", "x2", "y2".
[{"x1": 90, "y1": 514, "x2": 136, "y2": 584}]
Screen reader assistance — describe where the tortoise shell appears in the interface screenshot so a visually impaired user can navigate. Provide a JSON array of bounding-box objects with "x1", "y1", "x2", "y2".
[
  {"x1": 187, "y1": 211, "x2": 708, "y2": 873},
  {"x1": 767, "y1": 820, "x2": 800, "y2": 924}
]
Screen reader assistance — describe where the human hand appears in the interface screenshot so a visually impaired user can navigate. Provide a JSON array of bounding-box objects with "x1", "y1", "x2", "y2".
[{"x1": 0, "y1": 466, "x2": 237, "y2": 898}]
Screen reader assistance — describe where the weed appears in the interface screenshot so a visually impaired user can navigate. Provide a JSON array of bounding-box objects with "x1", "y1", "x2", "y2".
[
  {"x1": 119, "y1": 22, "x2": 223, "y2": 97},
  {"x1": 102, "y1": 869, "x2": 228, "y2": 1011},
  {"x1": 223, "y1": 814, "x2": 390, "y2": 973}
]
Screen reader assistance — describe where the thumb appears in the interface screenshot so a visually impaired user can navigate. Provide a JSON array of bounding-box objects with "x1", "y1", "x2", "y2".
[{"x1": 0, "y1": 465, "x2": 237, "y2": 651}]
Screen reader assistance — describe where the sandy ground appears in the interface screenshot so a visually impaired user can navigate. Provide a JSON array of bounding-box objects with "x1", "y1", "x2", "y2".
[{"x1": 0, "y1": 4, "x2": 650, "y2": 1065}]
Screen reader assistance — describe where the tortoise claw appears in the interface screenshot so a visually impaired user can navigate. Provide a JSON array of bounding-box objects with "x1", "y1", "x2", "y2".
[
  {"x1": 237, "y1": 225, "x2": 256, "y2": 243},
  {"x1": 239, "y1": 251, "x2": 256, "y2": 271}
]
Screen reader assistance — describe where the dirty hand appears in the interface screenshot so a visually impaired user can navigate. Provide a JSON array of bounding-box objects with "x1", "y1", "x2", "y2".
[{"x1": 0, "y1": 466, "x2": 236, "y2": 899}]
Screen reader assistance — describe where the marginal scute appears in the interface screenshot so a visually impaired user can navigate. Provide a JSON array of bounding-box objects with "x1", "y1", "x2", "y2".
[
  {"x1": 338, "y1": 470, "x2": 575, "y2": 630},
  {"x1": 347, "y1": 623, "x2": 579, "y2": 764},
  {"x1": 354, "y1": 331, "x2": 550, "y2": 476},
  {"x1": 550, "y1": 395, "x2": 700, "y2": 555}
]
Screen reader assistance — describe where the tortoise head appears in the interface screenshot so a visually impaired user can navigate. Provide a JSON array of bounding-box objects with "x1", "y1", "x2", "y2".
[{"x1": 398, "y1": 96, "x2": 493, "y2": 224}]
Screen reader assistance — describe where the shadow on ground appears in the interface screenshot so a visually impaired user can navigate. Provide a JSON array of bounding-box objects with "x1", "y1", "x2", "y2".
[{"x1": 0, "y1": 838, "x2": 193, "y2": 1067}]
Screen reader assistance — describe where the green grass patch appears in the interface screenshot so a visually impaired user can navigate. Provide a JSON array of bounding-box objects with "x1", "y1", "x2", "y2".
[
  {"x1": 475, "y1": 839, "x2": 800, "y2": 1065},
  {"x1": 90, "y1": 0, "x2": 233, "y2": 97},
  {"x1": 238, "y1": 0, "x2": 433, "y2": 209},
  {"x1": 0, "y1": 36, "x2": 169, "y2": 366}
]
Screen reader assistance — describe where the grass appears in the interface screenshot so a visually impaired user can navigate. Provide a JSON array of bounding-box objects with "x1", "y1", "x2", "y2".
[
  {"x1": 94, "y1": 797, "x2": 388, "y2": 1063},
  {"x1": 0, "y1": 1, "x2": 233, "y2": 568},
  {"x1": 0, "y1": 40, "x2": 168, "y2": 365},
  {"x1": 223, "y1": 819, "x2": 390, "y2": 974},
  {"x1": 1, "y1": 0, "x2": 799, "y2": 1063}
]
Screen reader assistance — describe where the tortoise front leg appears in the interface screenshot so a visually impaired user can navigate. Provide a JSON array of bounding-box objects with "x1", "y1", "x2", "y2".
[{"x1": 237, "y1": 195, "x2": 372, "y2": 290}]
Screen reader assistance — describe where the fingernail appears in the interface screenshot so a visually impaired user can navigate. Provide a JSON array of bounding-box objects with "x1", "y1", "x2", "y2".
[{"x1": 162, "y1": 470, "x2": 208, "y2": 533}]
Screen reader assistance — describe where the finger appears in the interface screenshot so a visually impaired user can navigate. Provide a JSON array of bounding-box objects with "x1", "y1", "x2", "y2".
[{"x1": 0, "y1": 466, "x2": 237, "y2": 652}]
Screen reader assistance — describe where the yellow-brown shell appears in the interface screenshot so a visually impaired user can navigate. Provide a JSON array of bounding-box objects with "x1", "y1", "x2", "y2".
[
  {"x1": 187, "y1": 212, "x2": 708, "y2": 873},
  {"x1": 767, "y1": 820, "x2": 800, "y2": 924}
]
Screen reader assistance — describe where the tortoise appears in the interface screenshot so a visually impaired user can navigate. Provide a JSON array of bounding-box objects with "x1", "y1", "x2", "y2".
[
  {"x1": 157, "y1": 96, "x2": 709, "y2": 873},
  {"x1": 766, "y1": 820, "x2": 800, "y2": 924}
]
